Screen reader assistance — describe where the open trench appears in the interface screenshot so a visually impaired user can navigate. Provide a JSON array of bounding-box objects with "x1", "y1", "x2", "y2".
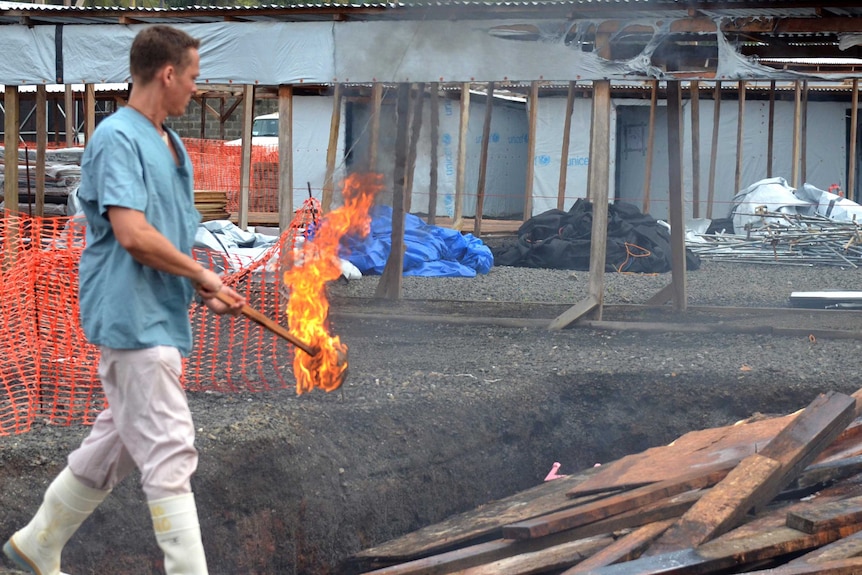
[{"x1": 2, "y1": 307, "x2": 858, "y2": 574}]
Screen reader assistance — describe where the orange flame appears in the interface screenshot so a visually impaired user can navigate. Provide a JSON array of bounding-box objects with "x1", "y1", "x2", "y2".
[{"x1": 283, "y1": 173, "x2": 383, "y2": 393}]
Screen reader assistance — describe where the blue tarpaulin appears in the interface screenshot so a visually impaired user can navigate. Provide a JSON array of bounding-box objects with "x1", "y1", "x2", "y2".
[{"x1": 340, "y1": 205, "x2": 493, "y2": 277}]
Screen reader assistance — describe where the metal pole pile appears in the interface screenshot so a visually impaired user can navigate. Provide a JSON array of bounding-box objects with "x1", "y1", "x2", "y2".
[{"x1": 687, "y1": 210, "x2": 862, "y2": 267}]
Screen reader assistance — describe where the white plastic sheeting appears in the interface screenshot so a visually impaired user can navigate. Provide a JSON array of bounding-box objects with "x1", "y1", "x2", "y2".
[
  {"x1": 61, "y1": 22, "x2": 334, "y2": 84},
  {"x1": 333, "y1": 19, "x2": 640, "y2": 83},
  {"x1": 0, "y1": 25, "x2": 55, "y2": 84},
  {"x1": 530, "y1": 96, "x2": 599, "y2": 215},
  {"x1": 615, "y1": 98, "x2": 848, "y2": 221},
  {"x1": 347, "y1": 94, "x2": 527, "y2": 218},
  {"x1": 289, "y1": 96, "x2": 346, "y2": 209},
  {"x1": 6, "y1": 16, "x2": 858, "y2": 85}
]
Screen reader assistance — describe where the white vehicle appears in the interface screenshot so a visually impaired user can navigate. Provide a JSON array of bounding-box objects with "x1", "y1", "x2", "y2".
[{"x1": 225, "y1": 112, "x2": 279, "y2": 146}]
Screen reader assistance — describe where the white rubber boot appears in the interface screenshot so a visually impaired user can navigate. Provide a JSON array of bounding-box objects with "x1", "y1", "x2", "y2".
[
  {"x1": 149, "y1": 493, "x2": 209, "y2": 575},
  {"x1": 3, "y1": 467, "x2": 110, "y2": 575}
]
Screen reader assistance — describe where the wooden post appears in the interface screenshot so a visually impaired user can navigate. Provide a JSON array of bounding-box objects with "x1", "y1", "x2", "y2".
[
  {"x1": 734, "y1": 81, "x2": 745, "y2": 200},
  {"x1": 586, "y1": 80, "x2": 611, "y2": 317},
  {"x1": 474, "y1": 82, "x2": 494, "y2": 237},
  {"x1": 801, "y1": 79, "x2": 809, "y2": 185},
  {"x1": 4, "y1": 86, "x2": 20, "y2": 213},
  {"x1": 84, "y1": 83, "x2": 95, "y2": 144},
  {"x1": 64, "y1": 84, "x2": 75, "y2": 147},
  {"x1": 667, "y1": 80, "x2": 687, "y2": 312},
  {"x1": 643, "y1": 80, "x2": 658, "y2": 214},
  {"x1": 767, "y1": 80, "x2": 776, "y2": 178},
  {"x1": 36, "y1": 85, "x2": 47, "y2": 218},
  {"x1": 850, "y1": 79, "x2": 859, "y2": 202},
  {"x1": 369, "y1": 82, "x2": 383, "y2": 173},
  {"x1": 707, "y1": 81, "x2": 721, "y2": 219},
  {"x1": 454, "y1": 82, "x2": 470, "y2": 229},
  {"x1": 428, "y1": 82, "x2": 440, "y2": 225},
  {"x1": 523, "y1": 80, "x2": 539, "y2": 220},
  {"x1": 375, "y1": 84, "x2": 410, "y2": 300},
  {"x1": 199, "y1": 95, "x2": 207, "y2": 140},
  {"x1": 404, "y1": 83, "x2": 425, "y2": 215},
  {"x1": 322, "y1": 83, "x2": 342, "y2": 214},
  {"x1": 792, "y1": 80, "x2": 802, "y2": 188},
  {"x1": 277, "y1": 84, "x2": 294, "y2": 232},
  {"x1": 557, "y1": 80, "x2": 576, "y2": 211},
  {"x1": 238, "y1": 83, "x2": 254, "y2": 230},
  {"x1": 549, "y1": 41, "x2": 612, "y2": 331},
  {"x1": 690, "y1": 80, "x2": 701, "y2": 219},
  {"x1": 219, "y1": 97, "x2": 226, "y2": 140}
]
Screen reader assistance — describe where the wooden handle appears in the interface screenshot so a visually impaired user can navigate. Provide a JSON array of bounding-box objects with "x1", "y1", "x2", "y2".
[{"x1": 212, "y1": 290, "x2": 319, "y2": 357}]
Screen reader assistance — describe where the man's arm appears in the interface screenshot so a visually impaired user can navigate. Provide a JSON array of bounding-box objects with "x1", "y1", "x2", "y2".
[{"x1": 107, "y1": 206, "x2": 244, "y2": 313}]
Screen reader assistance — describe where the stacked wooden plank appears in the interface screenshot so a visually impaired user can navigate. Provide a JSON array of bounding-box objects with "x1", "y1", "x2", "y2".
[
  {"x1": 346, "y1": 389, "x2": 862, "y2": 575},
  {"x1": 194, "y1": 189, "x2": 229, "y2": 221}
]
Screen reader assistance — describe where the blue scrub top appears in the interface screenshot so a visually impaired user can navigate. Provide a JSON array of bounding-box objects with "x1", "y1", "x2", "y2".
[{"x1": 77, "y1": 106, "x2": 201, "y2": 356}]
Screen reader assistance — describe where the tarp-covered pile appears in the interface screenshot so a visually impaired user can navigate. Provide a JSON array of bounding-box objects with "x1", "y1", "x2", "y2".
[
  {"x1": 492, "y1": 199, "x2": 700, "y2": 273},
  {"x1": 341, "y1": 205, "x2": 493, "y2": 278}
]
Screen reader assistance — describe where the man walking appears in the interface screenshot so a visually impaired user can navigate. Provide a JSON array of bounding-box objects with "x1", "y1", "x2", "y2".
[{"x1": 3, "y1": 25, "x2": 244, "y2": 575}]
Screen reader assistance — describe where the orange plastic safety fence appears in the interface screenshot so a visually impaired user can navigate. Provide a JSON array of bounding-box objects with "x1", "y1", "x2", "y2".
[
  {"x1": 183, "y1": 138, "x2": 281, "y2": 214},
  {"x1": 0, "y1": 202, "x2": 319, "y2": 435}
]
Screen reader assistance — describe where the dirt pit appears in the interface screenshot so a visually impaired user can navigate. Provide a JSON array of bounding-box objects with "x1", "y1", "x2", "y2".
[{"x1": 2, "y1": 292, "x2": 862, "y2": 574}]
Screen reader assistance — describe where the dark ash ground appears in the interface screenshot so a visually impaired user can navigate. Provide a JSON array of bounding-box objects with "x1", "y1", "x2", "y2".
[{"x1": 3, "y1": 260, "x2": 862, "y2": 574}]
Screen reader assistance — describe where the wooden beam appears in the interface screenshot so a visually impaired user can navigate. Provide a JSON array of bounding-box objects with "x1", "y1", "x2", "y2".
[
  {"x1": 375, "y1": 84, "x2": 410, "y2": 301},
  {"x1": 502, "y1": 464, "x2": 733, "y2": 540},
  {"x1": 35, "y1": 84, "x2": 47, "y2": 218},
  {"x1": 369, "y1": 82, "x2": 383, "y2": 173},
  {"x1": 428, "y1": 82, "x2": 439, "y2": 225},
  {"x1": 523, "y1": 80, "x2": 539, "y2": 220},
  {"x1": 734, "y1": 80, "x2": 745, "y2": 199},
  {"x1": 801, "y1": 79, "x2": 809, "y2": 185},
  {"x1": 277, "y1": 84, "x2": 293, "y2": 232},
  {"x1": 454, "y1": 82, "x2": 470, "y2": 230},
  {"x1": 850, "y1": 79, "x2": 859, "y2": 203},
  {"x1": 666, "y1": 80, "x2": 687, "y2": 312},
  {"x1": 690, "y1": 80, "x2": 701, "y2": 219},
  {"x1": 787, "y1": 527, "x2": 862, "y2": 566},
  {"x1": 199, "y1": 95, "x2": 206, "y2": 139},
  {"x1": 561, "y1": 520, "x2": 675, "y2": 574},
  {"x1": 4, "y1": 85, "x2": 20, "y2": 213},
  {"x1": 647, "y1": 391, "x2": 856, "y2": 553},
  {"x1": 586, "y1": 79, "x2": 611, "y2": 318},
  {"x1": 642, "y1": 80, "x2": 658, "y2": 215},
  {"x1": 238, "y1": 83, "x2": 254, "y2": 230},
  {"x1": 474, "y1": 82, "x2": 494, "y2": 237},
  {"x1": 792, "y1": 80, "x2": 802, "y2": 188},
  {"x1": 558, "y1": 81, "x2": 576, "y2": 211},
  {"x1": 64, "y1": 84, "x2": 74, "y2": 147},
  {"x1": 548, "y1": 295, "x2": 599, "y2": 331},
  {"x1": 768, "y1": 80, "x2": 776, "y2": 178},
  {"x1": 451, "y1": 536, "x2": 612, "y2": 575},
  {"x1": 707, "y1": 81, "x2": 721, "y2": 219},
  {"x1": 404, "y1": 82, "x2": 425, "y2": 215},
  {"x1": 786, "y1": 495, "x2": 862, "y2": 534},
  {"x1": 322, "y1": 82, "x2": 342, "y2": 213},
  {"x1": 549, "y1": 78, "x2": 612, "y2": 330},
  {"x1": 84, "y1": 83, "x2": 95, "y2": 144}
]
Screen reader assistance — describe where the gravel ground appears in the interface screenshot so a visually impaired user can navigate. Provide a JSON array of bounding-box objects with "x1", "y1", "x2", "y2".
[
  {"x1": 328, "y1": 251, "x2": 862, "y2": 309},
  {"x1": 3, "y1": 256, "x2": 862, "y2": 574}
]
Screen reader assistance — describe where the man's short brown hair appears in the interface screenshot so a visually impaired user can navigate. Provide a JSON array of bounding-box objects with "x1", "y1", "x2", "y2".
[{"x1": 129, "y1": 25, "x2": 201, "y2": 85}]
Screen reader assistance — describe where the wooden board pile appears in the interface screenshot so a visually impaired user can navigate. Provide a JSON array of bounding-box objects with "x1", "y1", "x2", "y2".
[
  {"x1": 347, "y1": 389, "x2": 862, "y2": 575},
  {"x1": 194, "y1": 189, "x2": 229, "y2": 221}
]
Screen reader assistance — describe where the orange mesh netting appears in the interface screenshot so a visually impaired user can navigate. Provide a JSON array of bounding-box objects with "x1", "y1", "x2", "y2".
[
  {"x1": 0, "y1": 196, "x2": 335, "y2": 435},
  {"x1": 184, "y1": 138, "x2": 281, "y2": 213}
]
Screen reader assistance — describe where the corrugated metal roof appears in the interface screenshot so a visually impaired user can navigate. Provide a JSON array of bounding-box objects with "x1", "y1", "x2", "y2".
[{"x1": 0, "y1": 0, "x2": 855, "y2": 24}]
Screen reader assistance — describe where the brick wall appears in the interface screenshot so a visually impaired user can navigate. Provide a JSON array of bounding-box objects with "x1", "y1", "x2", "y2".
[{"x1": 166, "y1": 98, "x2": 279, "y2": 140}]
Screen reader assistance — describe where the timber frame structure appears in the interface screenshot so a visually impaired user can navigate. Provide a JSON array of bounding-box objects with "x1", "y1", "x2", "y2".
[{"x1": 4, "y1": 0, "x2": 862, "y2": 325}]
